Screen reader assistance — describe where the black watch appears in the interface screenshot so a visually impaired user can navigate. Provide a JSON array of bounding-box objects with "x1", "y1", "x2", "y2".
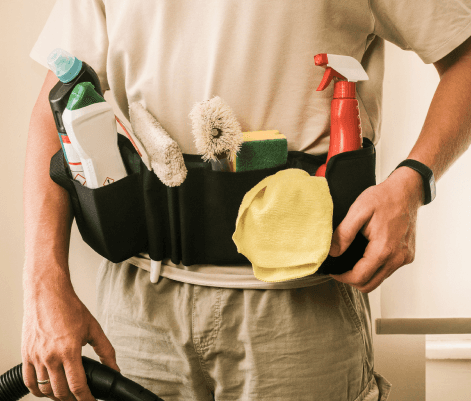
[{"x1": 390, "y1": 159, "x2": 436, "y2": 205}]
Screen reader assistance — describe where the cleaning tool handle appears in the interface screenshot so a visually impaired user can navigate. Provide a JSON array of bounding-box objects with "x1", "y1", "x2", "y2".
[
  {"x1": 82, "y1": 356, "x2": 164, "y2": 400},
  {"x1": 0, "y1": 357, "x2": 164, "y2": 401}
]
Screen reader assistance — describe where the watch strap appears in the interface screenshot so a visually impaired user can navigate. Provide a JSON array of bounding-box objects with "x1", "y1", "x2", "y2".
[{"x1": 393, "y1": 159, "x2": 436, "y2": 205}]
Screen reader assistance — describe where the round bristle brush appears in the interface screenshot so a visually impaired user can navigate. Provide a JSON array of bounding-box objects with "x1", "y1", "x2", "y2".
[{"x1": 189, "y1": 96, "x2": 243, "y2": 172}]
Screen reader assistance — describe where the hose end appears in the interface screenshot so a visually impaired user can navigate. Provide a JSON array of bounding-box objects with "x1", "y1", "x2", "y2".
[{"x1": 0, "y1": 363, "x2": 29, "y2": 401}]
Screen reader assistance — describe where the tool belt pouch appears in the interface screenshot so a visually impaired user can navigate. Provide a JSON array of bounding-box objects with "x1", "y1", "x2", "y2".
[{"x1": 50, "y1": 135, "x2": 376, "y2": 275}]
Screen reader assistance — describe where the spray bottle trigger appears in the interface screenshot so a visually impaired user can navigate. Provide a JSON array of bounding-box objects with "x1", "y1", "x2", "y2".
[{"x1": 316, "y1": 67, "x2": 347, "y2": 91}]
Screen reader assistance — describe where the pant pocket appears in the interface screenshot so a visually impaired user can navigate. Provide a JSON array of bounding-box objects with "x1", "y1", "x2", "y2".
[
  {"x1": 373, "y1": 371, "x2": 392, "y2": 401},
  {"x1": 354, "y1": 370, "x2": 392, "y2": 401},
  {"x1": 334, "y1": 280, "x2": 364, "y2": 336}
]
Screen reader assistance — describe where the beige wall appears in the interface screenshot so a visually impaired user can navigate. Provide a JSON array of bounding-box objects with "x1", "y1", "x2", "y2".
[
  {"x1": 3, "y1": 1, "x2": 457, "y2": 400},
  {"x1": 0, "y1": 1, "x2": 107, "y2": 399}
]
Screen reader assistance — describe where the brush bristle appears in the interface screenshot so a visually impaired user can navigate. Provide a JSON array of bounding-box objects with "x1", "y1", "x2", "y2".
[
  {"x1": 129, "y1": 102, "x2": 187, "y2": 186},
  {"x1": 189, "y1": 96, "x2": 243, "y2": 162}
]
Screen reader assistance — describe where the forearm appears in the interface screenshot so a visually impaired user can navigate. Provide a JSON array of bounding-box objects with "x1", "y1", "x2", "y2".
[
  {"x1": 407, "y1": 58, "x2": 471, "y2": 181},
  {"x1": 23, "y1": 75, "x2": 74, "y2": 290},
  {"x1": 389, "y1": 41, "x2": 471, "y2": 205}
]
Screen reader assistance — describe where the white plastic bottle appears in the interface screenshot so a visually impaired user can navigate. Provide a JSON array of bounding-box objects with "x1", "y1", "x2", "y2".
[{"x1": 62, "y1": 82, "x2": 127, "y2": 188}]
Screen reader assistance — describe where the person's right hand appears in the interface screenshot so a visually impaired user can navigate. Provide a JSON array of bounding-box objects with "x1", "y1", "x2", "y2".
[{"x1": 21, "y1": 269, "x2": 120, "y2": 401}]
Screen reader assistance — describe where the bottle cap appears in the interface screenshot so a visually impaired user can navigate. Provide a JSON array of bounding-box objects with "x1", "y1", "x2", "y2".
[
  {"x1": 47, "y1": 48, "x2": 83, "y2": 83},
  {"x1": 333, "y1": 81, "x2": 356, "y2": 99},
  {"x1": 66, "y1": 82, "x2": 105, "y2": 110}
]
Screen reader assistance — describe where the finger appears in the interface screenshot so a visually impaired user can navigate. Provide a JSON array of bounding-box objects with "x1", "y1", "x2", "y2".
[
  {"x1": 329, "y1": 240, "x2": 392, "y2": 285},
  {"x1": 355, "y1": 253, "x2": 404, "y2": 294},
  {"x1": 22, "y1": 361, "x2": 47, "y2": 398},
  {"x1": 63, "y1": 355, "x2": 97, "y2": 401},
  {"x1": 330, "y1": 200, "x2": 373, "y2": 257},
  {"x1": 35, "y1": 364, "x2": 59, "y2": 401},
  {"x1": 88, "y1": 318, "x2": 120, "y2": 373},
  {"x1": 330, "y1": 263, "x2": 389, "y2": 294},
  {"x1": 45, "y1": 361, "x2": 77, "y2": 401},
  {"x1": 355, "y1": 264, "x2": 389, "y2": 294}
]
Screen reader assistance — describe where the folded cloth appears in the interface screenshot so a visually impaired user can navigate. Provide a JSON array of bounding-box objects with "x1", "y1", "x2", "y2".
[{"x1": 232, "y1": 168, "x2": 333, "y2": 282}]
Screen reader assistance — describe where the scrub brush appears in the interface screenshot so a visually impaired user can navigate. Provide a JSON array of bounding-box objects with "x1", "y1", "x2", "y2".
[
  {"x1": 189, "y1": 96, "x2": 243, "y2": 171},
  {"x1": 129, "y1": 102, "x2": 188, "y2": 285},
  {"x1": 129, "y1": 102, "x2": 187, "y2": 187}
]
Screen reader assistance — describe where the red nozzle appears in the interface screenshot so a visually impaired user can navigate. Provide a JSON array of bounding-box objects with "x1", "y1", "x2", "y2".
[
  {"x1": 315, "y1": 54, "x2": 347, "y2": 91},
  {"x1": 314, "y1": 53, "x2": 329, "y2": 66},
  {"x1": 316, "y1": 67, "x2": 347, "y2": 91}
]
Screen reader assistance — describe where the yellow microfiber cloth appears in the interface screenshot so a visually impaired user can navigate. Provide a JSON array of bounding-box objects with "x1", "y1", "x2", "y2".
[{"x1": 232, "y1": 168, "x2": 334, "y2": 282}]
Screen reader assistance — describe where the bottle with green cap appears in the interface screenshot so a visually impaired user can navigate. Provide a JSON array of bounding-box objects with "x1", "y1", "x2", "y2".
[
  {"x1": 47, "y1": 48, "x2": 104, "y2": 179},
  {"x1": 62, "y1": 82, "x2": 127, "y2": 189}
]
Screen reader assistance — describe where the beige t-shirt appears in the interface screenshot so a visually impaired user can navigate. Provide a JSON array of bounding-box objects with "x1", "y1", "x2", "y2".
[{"x1": 30, "y1": 0, "x2": 471, "y2": 288}]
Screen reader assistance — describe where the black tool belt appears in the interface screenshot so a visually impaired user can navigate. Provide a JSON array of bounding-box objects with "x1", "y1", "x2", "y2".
[{"x1": 49, "y1": 134, "x2": 376, "y2": 275}]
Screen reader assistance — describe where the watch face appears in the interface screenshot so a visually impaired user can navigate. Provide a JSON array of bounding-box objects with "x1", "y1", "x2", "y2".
[{"x1": 429, "y1": 175, "x2": 436, "y2": 201}]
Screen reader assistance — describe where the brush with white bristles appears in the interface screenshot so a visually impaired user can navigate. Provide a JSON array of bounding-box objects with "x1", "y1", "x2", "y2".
[
  {"x1": 189, "y1": 96, "x2": 243, "y2": 172},
  {"x1": 129, "y1": 102, "x2": 187, "y2": 187},
  {"x1": 129, "y1": 102, "x2": 189, "y2": 284}
]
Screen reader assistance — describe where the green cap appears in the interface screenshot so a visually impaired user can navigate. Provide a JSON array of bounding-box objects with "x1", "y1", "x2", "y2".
[{"x1": 66, "y1": 82, "x2": 105, "y2": 110}]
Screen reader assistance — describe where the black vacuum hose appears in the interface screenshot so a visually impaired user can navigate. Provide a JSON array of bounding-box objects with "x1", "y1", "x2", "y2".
[{"x1": 0, "y1": 356, "x2": 164, "y2": 401}]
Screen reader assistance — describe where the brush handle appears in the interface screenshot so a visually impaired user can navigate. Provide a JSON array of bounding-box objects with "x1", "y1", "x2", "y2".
[{"x1": 210, "y1": 156, "x2": 232, "y2": 172}]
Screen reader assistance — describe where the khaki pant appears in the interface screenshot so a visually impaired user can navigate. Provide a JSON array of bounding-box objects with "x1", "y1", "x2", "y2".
[{"x1": 96, "y1": 259, "x2": 392, "y2": 400}]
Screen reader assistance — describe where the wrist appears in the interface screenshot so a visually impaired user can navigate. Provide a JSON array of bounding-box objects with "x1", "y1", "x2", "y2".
[
  {"x1": 23, "y1": 258, "x2": 72, "y2": 293},
  {"x1": 388, "y1": 166, "x2": 425, "y2": 207}
]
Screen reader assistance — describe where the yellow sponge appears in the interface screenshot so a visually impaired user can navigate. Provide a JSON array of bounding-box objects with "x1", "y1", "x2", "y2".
[{"x1": 231, "y1": 130, "x2": 288, "y2": 172}]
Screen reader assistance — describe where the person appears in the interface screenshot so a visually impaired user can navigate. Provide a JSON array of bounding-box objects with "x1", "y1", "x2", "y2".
[{"x1": 23, "y1": 0, "x2": 471, "y2": 400}]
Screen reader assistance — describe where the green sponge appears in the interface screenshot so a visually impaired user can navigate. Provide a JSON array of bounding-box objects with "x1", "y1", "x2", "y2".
[
  {"x1": 231, "y1": 130, "x2": 288, "y2": 172},
  {"x1": 66, "y1": 81, "x2": 105, "y2": 110}
]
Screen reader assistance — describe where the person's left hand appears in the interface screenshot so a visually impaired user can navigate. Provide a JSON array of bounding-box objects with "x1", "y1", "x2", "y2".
[{"x1": 327, "y1": 169, "x2": 423, "y2": 293}]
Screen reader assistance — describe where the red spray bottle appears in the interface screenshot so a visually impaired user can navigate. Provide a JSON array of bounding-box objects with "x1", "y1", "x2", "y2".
[{"x1": 314, "y1": 54, "x2": 369, "y2": 177}]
